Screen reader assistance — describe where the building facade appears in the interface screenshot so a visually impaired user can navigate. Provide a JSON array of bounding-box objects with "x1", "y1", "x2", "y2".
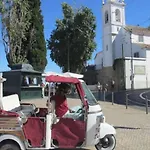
[{"x1": 95, "y1": 0, "x2": 150, "y2": 90}]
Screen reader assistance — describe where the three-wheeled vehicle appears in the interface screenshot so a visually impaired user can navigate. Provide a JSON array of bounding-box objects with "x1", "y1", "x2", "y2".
[{"x1": 0, "y1": 73, "x2": 116, "y2": 150}]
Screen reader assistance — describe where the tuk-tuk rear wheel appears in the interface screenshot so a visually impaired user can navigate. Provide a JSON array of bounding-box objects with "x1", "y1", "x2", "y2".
[
  {"x1": 95, "y1": 135, "x2": 116, "y2": 150},
  {"x1": 0, "y1": 141, "x2": 20, "y2": 150}
]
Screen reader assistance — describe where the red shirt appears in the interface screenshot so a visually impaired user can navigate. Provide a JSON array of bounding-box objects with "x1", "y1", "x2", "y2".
[{"x1": 51, "y1": 95, "x2": 69, "y2": 117}]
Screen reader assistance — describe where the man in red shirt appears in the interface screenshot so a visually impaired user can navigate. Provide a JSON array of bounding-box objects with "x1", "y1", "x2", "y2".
[{"x1": 47, "y1": 83, "x2": 74, "y2": 118}]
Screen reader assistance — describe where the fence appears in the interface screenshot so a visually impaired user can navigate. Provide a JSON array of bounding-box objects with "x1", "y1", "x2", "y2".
[{"x1": 91, "y1": 89, "x2": 150, "y2": 114}]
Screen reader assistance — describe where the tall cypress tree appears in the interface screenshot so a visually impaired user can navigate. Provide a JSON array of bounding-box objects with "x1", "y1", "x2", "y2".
[
  {"x1": 0, "y1": 0, "x2": 31, "y2": 67},
  {"x1": 23, "y1": 0, "x2": 47, "y2": 72}
]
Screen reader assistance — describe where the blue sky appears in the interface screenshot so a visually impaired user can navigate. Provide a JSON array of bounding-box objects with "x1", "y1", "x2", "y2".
[{"x1": 0, "y1": 0, "x2": 150, "y2": 73}]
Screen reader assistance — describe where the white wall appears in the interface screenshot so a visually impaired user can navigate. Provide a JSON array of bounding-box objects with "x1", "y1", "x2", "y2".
[
  {"x1": 146, "y1": 51, "x2": 150, "y2": 87},
  {"x1": 125, "y1": 58, "x2": 147, "y2": 89},
  {"x1": 132, "y1": 34, "x2": 150, "y2": 45},
  {"x1": 103, "y1": 34, "x2": 113, "y2": 67},
  {"x1": 95, "y1": 52, "x2": 102, "y2": 65},
  {"x1": 114, "y1": 29, "x2": 149, "y2": 90},
  {"x1": 113, "y1": 30, "x2": 123, "y2": 59},
  {"x1": 110, "y1": 3, "x2": 125, "y2": 27},
  {"x1": 124, "y1": 33, "x2": 146, "y2": 58},
  {"x1": 102, "y1": 3, "x2": 113, "y2": 67},
  {"x1": 102, "y1": 1, "x2": 125, "y2": 67},
  {"x1": 94, "y1": 51, "x2": 103, "y2": 70},
  {"x1": 144, "y1": 36, "x2": 150, "y2": 44},
  {"x1": 139, "y1": 49, "x2": 146, "y2": 58},
  {"x1": 114, "y1": 28, "x2": 146, "y2": 60}
]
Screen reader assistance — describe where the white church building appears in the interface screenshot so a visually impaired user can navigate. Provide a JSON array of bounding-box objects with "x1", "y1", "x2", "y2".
[{"x1": 95, "y1": 0, "x2": 150, "y2": 90}]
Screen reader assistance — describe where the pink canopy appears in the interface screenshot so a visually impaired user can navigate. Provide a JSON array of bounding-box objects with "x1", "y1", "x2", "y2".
[
  {"x1": 45, "y1": 75, "x2": 80, "y2": 84},
  {"x1": 45, "y1": 75, "x2": 87, "y2": 106}
]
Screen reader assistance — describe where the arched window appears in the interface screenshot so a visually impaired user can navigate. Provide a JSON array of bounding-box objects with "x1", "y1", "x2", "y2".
[
  {"x1": 115, "y1": 9, "x2": 121, "y2": 22},
  {"x1": 105, "y1": 11, "x2": 109, "y2": 24}
]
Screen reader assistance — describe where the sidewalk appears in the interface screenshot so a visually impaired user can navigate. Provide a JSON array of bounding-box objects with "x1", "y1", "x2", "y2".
[
  {"x1": 23, "y1": 99, "x2": 150, "y2": 150},
  {"x1": 100, "y1": 101, "x2": 150, "y2": 150}
]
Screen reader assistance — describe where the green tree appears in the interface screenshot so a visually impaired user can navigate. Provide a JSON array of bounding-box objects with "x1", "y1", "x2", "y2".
[
  {"x1": 0, "y1": 0, "x2": 31, "y2": 67},
  {"x1": 47, "y1": 3, "x2": 96, "y2": 73},
  {"x1": 22, "y1": 0, "x2": 47, "y2": 72}
]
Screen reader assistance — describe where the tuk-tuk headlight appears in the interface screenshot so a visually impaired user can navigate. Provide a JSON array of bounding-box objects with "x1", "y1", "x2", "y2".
[
  {"x1": 96, "y1": 114, "x2": 105, "y2": 124},
  {"x1": 100, "y1": 114, "x2": 105, "y2": 123}
]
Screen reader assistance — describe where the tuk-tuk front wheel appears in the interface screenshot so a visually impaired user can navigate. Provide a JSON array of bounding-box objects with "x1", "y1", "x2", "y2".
[{"x1": 95, "y1": 135, "x2": 116, "y2": 150}]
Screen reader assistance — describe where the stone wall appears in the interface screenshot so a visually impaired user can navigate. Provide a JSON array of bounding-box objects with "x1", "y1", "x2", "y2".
[
  {"x1": 83, "y1": 65, "x2": 97, "y2": 85},
  {"x1": 96, "y1": 59, "x2": 125, "y2": 91}
]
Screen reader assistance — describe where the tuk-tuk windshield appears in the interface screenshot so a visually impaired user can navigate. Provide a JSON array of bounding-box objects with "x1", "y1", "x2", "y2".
[{"x1": 81, "y1": 81, "x2": 98, "y2": 106}]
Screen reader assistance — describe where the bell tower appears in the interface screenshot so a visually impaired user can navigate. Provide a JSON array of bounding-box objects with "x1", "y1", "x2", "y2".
[{"x1": 102, "y1": 0, "x2": 125, "y2": 67}]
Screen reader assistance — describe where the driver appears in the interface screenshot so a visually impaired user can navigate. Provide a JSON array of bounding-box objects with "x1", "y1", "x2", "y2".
[{"x1": 47, "y1": 83, "x2": 75, "y2": 118}]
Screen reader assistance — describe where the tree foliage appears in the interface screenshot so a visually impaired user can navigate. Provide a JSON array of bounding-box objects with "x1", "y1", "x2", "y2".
[
  {"x1": 23, "y1": 0, "x2": 47, "y2": 72},
  {"x1": 0, "y1": 0, "x2": 31, "y2": 67},
  {"x1": 0, "y1": 0, "x2": 47, "y2": 72},
  {"x1": 47, "y1": 3, "x2": 96, "y2": 73}
]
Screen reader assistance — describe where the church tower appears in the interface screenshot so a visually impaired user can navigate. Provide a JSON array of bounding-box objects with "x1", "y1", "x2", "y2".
[{"x1": 102, "y1": 0, "x2": 125, "y2": 67}]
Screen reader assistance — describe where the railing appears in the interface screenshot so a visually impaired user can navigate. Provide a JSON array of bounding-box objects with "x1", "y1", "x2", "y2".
[{"x1": 91, "y1": 89, "x2": 150, "y2": 114}]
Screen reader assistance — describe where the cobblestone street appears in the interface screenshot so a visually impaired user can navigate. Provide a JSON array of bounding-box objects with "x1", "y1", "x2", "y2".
[
  {"x1": 23, "y1": 99, "x2": 150, "y2": 150},
  {"x1": 100, "y1": 102, "x2": 150, "y2": 150}
]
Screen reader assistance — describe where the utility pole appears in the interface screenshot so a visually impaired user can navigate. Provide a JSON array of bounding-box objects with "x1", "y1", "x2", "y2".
[
  {"x1": 129, "y1": 29, "x2": 134, "y2": 90},
  {"x1": 122, "y1": 43, "x2": 126, "y2": 90},
  {"x1": 122, "y1": 27, "x2": 134, "y2": 90}
]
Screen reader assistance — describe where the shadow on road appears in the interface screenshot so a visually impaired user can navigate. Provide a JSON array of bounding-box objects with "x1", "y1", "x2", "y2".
[{"x1": 114, "y1": 126, "x2": 141, "y2": 130}]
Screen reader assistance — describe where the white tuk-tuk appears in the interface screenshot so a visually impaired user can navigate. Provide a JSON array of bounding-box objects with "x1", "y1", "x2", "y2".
[{"x1": 0, "y1": 73, "x2": 116, "y2": 150}]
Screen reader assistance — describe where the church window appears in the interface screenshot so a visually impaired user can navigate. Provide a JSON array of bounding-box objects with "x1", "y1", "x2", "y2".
[
  {"x1": 138, "y1": 35, "x2": 144, "y2": 42},
  {"x1": 105, "y1": 11, "x2": 109, "y2": 24},
  {"x1": 115, "y1": 9, "x2": 121, "y2": 22}
]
